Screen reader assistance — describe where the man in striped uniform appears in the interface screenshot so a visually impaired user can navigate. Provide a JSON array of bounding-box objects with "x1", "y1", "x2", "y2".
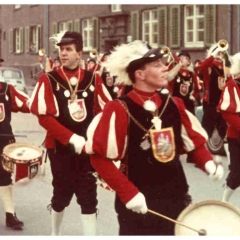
[
  {"x1": 29, "y1": 31, "x2": 112, "y2": 236},
  {"x1": 217, "y1": 52, "x2": 240, "y2": 203},
  {"x1": 0, "y1": 76, "x2": 30, "y2": 230},
  {"x1": 84, "y1": 40, "x2": 224, "y2": 235}
]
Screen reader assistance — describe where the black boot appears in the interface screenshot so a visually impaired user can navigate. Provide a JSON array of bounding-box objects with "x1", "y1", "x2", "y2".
[{"x1": 6, "y1": 212, "x2": 24, "y2": 230}]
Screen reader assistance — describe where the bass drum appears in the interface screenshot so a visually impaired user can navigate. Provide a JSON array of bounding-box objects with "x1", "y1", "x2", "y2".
[{"x1": 175, "y1": 199, "x2": 240, "y2": 236}]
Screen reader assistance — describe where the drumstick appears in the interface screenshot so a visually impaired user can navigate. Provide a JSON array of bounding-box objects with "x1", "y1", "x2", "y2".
[
  {"x1": 147, "y1": 209, "x2": 207, "y2": 236},
  {"x1": 0, "y1": 134, "x2": 27, "y2": 138}
]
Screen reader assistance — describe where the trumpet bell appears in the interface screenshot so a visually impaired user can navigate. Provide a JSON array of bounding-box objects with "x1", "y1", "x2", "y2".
[
  {"x1": 39, "y1": 49, "x2": 46, "y2": 56},
  {"x1": 218, "y1": 39, "x2": 228, "y2": 52},
  {"x1": 161, "y1": 46, "x2": 171, "y2": 57},
  {"x1": 90, "y1": 49, "x2": 98, "y2": 59}
]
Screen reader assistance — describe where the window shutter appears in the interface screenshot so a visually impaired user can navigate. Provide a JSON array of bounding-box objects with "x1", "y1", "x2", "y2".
[
  {"x1": 204, "y1": 5, "x2": 216, "y2": 47},
  {"x1": 68, "y1": 20, "x2": 73, "y2": 31},
  {"x1": 13, "y1": 29, "x2": 16, "y2": 53},
  {"x1": 25, "y1": 26, "x2": 29, "y2": 53},
  {"x1": 131, "y1": 11, "x2": 139, "y2": 40},
  {"x1": 92, "y1": 18, "x2": 99, "y2": 49},
  {"x1": 38, "y1": 24, "x2": 42, "y2": 50},
  {"x1": 74, "y1": 19, "x2": 80, "y2": 32},
  {"x1": 170, "y1": 5, "x2": 180, "y2": 48},
  {"x1": 158, "y1": 6, "x2": 167, "y2": 47},
  {"x1": 20, "y1": 27, "x2": 24, "y2": 53},
  {"x1": 9, "y1": 29, "x2": 13, "y2": 53},
  {"x1": 52, "y1": 22, "x2": 58, "y2": 35}
]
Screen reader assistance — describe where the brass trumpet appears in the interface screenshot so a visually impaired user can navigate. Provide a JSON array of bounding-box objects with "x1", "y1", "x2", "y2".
[
  {"x1": 39, "y1": 49, "x2": 46, "y2": 57},
  {"x1": 161, "y1": 46, "x2": 175, "y2": 64},
  {"x1": 217, "y1": 39, "x2": 229, "y2": 51},
  {"x1": 161, "y1": 46, "x2": 171, "y2": 57},
  {"x1": 89, "y1": 49, "x2": 99, "y2": 59}
]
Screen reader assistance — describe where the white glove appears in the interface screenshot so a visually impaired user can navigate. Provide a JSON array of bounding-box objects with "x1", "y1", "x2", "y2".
[
  {"x1": 125, "y1": 192, "x2": 148, "y2": 214},
  {"x1": 69, "y1": 134, "x2": 86, "y2": 154},
  {"x1": 205, "y1": 161, "x2": 224, "y2": 181}
]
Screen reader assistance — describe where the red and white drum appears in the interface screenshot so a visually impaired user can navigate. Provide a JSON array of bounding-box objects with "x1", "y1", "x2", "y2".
[
  {"x1": 175, "y1": 199, "x2": 240, "y2": 236},
  {"x1": 2, "y1": 142, "x2": 43, "y2": 183}
]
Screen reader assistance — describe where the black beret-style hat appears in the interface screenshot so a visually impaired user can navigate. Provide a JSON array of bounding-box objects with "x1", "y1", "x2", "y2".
[
  {"x1": 178, "y1": 50, "x2": 191, "y2": 60},
  {"x1": 126, "y1": 47, "x2": 164, "y2": 73},
  {"x1": 57, "y1": 31, "x2": 83, "y2": 50}
]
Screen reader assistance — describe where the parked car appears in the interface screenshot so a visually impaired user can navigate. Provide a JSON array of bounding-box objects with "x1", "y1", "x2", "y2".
[
  {"x1": 195, "y1": 105, "x2": 226, "y2": 156},
  {"x1": 0, "y1": 67, "x2": 28, "y2": 94}
]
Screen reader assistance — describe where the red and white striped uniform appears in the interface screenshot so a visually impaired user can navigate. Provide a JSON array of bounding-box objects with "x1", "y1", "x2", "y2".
[
  {"x1": 29, "y1": 67, "x2": 112, "y2": 148},
  {"x1": 217, "y1": 76, "x2": 240, "y2": 139},
  {"x1": 6, "y1": 84, "x2": 30, "y2": 113},
  {"x1": 85, "y1": 90, "x2": 212, "y2": 204}
]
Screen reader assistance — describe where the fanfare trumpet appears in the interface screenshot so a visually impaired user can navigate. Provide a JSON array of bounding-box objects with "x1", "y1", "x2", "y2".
[
  {"x1": 217, "y1": 39, "x2": 229, "y2": 51},
  {"x1": 39, "y1": 48, "x2": 46, "y2": 57},
  {"x1": 160, "y1": 46, "x2": 174, "y2": 63},
  {"x1": 38, "y1": 49, "x2": 52, "y2": 73}
]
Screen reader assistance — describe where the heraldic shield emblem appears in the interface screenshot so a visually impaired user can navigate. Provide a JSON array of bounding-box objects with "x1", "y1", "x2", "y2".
[
  {"x1": 218, "y1": 76, "x2": 226, "y2": 90},
  {"x1": 68, "y1": 99, "x2": 87, "y2": 122},
  {"x1": 149, "y1": 127, "x2": 175, "y2": 163},
  {"x1": 0, "y1": 103, "x2": 5, "y2": 122},
  {"x1": 180, "y1": 84, "x2": 189, "y2": 96}
]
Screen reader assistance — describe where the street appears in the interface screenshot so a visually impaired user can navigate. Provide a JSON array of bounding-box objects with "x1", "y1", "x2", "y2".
[{"x1": 0, "y1": 86, "x2": 239, "y2": 236}]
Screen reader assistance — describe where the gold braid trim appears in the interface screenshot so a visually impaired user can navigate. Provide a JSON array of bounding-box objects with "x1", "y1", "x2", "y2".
[{"x1": 46, "y1": 71, "x2": 95, "y2": 93}]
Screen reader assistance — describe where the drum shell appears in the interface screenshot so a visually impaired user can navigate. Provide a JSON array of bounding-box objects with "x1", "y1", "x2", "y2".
[
  {"x1": 1, "y1": 143, "x2": 43, "y2": 183},
  {"x1": 175, "y1": 199, "x2": 240, "y2": 236}
]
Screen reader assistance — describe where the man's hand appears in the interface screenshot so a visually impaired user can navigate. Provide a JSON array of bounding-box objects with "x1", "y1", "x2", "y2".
[
  {"x1": 69, "y1": 134, "x2": 86, "y2": 154},
  {"x1": 125, "y1": 192, "x2": 148, "y2": 214},
  {"x1": 205, "y1": 161, "x2": 224, "y2": 181}
]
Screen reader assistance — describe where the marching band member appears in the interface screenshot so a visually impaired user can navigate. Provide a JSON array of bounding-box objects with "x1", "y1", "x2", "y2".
[
  {"x1": 166, "y1": 51, "x2": 201, "y2": 164},
  {"x1": 84, "y1": 40, "x2": 224, "y2": 235},
  {"x1": 217, "y1": 52, "x2": 240, "y2": 202},
  {"x1": 166, "y1": 51, "x2": 201, "y2": 115},
  {"x1": 197, "y1": 42, "x2": 231, "y2": 145},
  {"x1": 52, "y1": 56, "x2": 61, "y2": 71},
  {"x1": 87, "y1": 58, "x2": 97, "y2": 72},
  {"x1": 29, "y1": 31, "x2": 112, "y2": 236},
  {"x1": 0, "y1": 59, "x2": 30, "y2": 230}
]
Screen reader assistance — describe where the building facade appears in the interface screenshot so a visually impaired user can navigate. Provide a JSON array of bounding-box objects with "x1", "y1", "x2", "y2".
[{"x1": 0, "y1": 4, "x2": 239, "y2": 84}]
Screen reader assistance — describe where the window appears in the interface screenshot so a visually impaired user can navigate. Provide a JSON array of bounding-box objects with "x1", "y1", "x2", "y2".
[
  {"x1": 13, "y1": 28, "x2": 23, "y2": 53},
  {"x1": 30, "y1": 25, "x2": 42, "y2": 53},
  {"x1": 111, "y1": 4, "x2": 121, "y2": 12},
  {"x1": 15, "y1": 29, "x2": 20, "y2": 53},
  {"x1": 184, "y1": 5, "x2": 204, "y2": 47},
  {"x1": 142, "y1": 10, "x2": 158, "y2": 48},
  {"x1": 82, "y1": 19, "x2": 93, "y2": 51},
  {"x1": 59, "y1": 21, "x2": 73, "y2": 32}
]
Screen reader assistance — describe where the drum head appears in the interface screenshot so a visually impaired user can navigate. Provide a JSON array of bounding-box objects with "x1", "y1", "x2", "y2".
[
  {"x1": 3, "y1": 143, "x2": 42, "y2": 164},
  {"x1": 175, "y1": 199, "x2": 240, "y2": 236}
]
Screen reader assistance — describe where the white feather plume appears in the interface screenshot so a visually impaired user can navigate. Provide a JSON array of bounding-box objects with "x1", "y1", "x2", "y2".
[
  {"x1": 49, "y1": 31, "x2": 67, "y2": 51},
  {"x1": 102, "y1": 40, "x2": 150, "y2": 86},
  {"x1": 230, "y1": 52, "x2": 240, "y2": 76}
]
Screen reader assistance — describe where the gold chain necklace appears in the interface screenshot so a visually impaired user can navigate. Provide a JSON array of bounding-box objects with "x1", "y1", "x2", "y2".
[
  {"x1": 116, "y1": 94, "x2": 170, "y2": 139},
  {"x1": 61, "y1": 66, "x2": 80, "y2": 101}
]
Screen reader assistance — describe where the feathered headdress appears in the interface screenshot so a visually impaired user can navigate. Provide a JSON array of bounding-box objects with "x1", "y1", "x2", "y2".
[
  {"x1": 49, "y1": 31, "x2": 67, "y2": 51},
  {"x1": 230, "y1": 52, "x2": 240, "y2": 76},
  {"x1": 102, "y1": 40, "x2": 155, "y2": 86}
]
